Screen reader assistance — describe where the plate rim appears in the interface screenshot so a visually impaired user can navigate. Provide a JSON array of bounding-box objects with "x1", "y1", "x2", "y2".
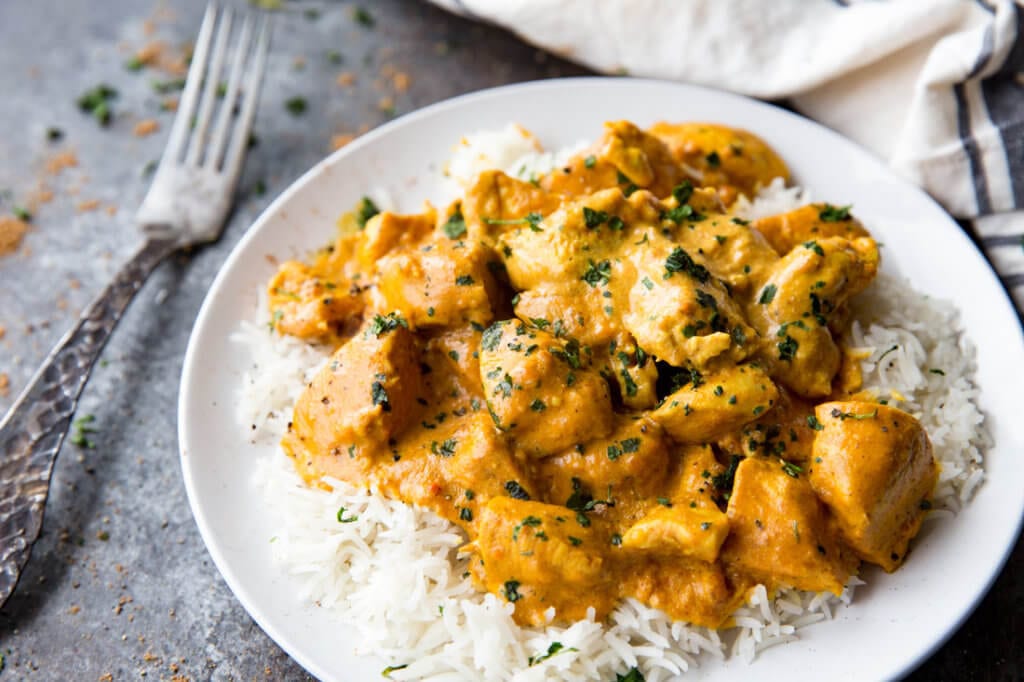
[{"x1": 177, "y1": 75, "x2": 1024, "y2": 681}]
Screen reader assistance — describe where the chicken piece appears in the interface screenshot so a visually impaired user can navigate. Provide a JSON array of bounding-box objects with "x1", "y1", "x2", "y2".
[
  {"x1": 721, "y1": 457, "x2": 856, "y2": 595},
  {"x1": 543, "y1": 121, "x2": 687, "y2": 200},
  {"x1": 533, "y1": 415, "x2": 670, "y2": 522},
  {"x1": 468, "y1": 497, "x2": 617, "y2": 625},
  {"x1": 748, "y1": 236, "x2": 879, "y2": 397},
  {"x1": 283, "y1": 321, "x2": 423, "y2": 482},
  {"x1": 513, "y1": 284, "x2": 620, "y2": 348},
  {"x1": 500, "y1": 187, "x2": 657, "y2": 288},
  {"x1": 651, "y1": 363, "x2": 779, "y2": 444},
  {"x1": 649, "y1": 122, "x2": 790, "y2": 205},
  {"x1": 479, "y1": 320, "x2": 613, "y2": 456},
  {"x1": 375, "y1": 410, "x2": 534, "y2": 533},
  {"x1": 376, "y1": 236, "x2": 498, "y2": 329},
  {"x1": 668, "y1": 444, "x2": 727, "y2": 510},
  {"x1": 357, "y1": 209, "x2": 436, "y2": 271},
  {"x1": 461, "y1": 170, "x2": 562, "y2": 242},
  {"x1": 808, "y1": 402, "x2": 938, "y2": 571},
  {"x1": 622, "y1": 556, "x2": 739, "y2": 628},
  {"x1": 751, "y1": 203, "x2": 871, "y2": 257},
  {"x1": 623, "y1": 236, "x2": 756, "y2": 368},
  {"x1": 672, "y1": 212, "x2": 780, "y2": 295},
  {"x1": 717, "y1": 387, "x2": 818, "y2": 463},
  {"x1": 421, "y1": 326, "x2": 485, "y2": 399},
  {"x1": 267, "y1": 260, "x2": 363, "y2": 341},
  {"x1": 621, "y1": 504, "x2": 729, "y2": 563}
]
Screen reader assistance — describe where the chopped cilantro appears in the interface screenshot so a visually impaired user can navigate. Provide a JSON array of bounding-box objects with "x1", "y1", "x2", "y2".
[
  {"x1": 354, "y1": 196, "x2": 379, "y2": 228},
  {"x1": 664, "y1": 247, "x2": 710, "y2": 283},
  {"x1": 505, "y1": 480, "x2": 530, "y2": 500},
  {"x1": 285, "y1": 96, "x2": 307, "y2": 116},
  {"x1": 443, "y1": 208, "x2": 467, "y2": 238},
  {"x1": 581, "y1": 259, "x2": 612, "y2": 287},
  {"x1": 819, "y1": 204, "x2": 852, "y2": 222}
]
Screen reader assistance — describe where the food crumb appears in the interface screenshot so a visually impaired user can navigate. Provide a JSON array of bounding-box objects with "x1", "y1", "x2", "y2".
[
  {"x1": 68, "y1": 604, "x2": 81, "y2": 615},
  {"x1": 0, "y1": 324, "x2": 6, "y2": 339},
  {"x1": 0, "y1": 216, "x2": 29, "y2": 256},
  {"x1": 133, "y1": 119, "x2": 160, "y2": 137},
  {"x1": 331, "y1": 133, "x2": 356, "y2": 151},
  {"x1": 77, "y1": 199, "x2": 102, "y2": 213},
  {"x1": 378, "y1": 96, "x2": 395, "y2": 114},
  {"x1": 45, "y1": 150, "x2": 79, "y2": 176},
  {"x1": 335, "y1": 71, "x2": 356, "y2": 88},
  {"x1": 99, "y1": 674, "x2": 113, "y2": 682},
  {"x1": 392, "y1": 71, "x2": 410, "y2": 93}
]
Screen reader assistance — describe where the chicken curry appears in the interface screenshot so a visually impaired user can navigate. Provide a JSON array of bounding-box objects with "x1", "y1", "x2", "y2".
[{"x1": 269, "y1": 121, "x2": 939, "y2": 629}]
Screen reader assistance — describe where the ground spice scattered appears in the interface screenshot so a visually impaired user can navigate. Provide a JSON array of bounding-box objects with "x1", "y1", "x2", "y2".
[
  {"x1": 335, "y1": 71, "x2": 356, "y2": 87},
  {"x1": 331, "y1": 133, "x2": 356, "y2": 151},
  {"x1": 0, "y1": 216, "x2": 29, "y2": 256},
  {"x1": 45, "y1": 150, "x2": 79, "y2": 176},
  {"x1": 77, "y1": 199, "x2": 101, "y2": 212},
  {"x1": 133, "y1": 119, "x2": 160, "y2": 137},
  {"x1": 0, "y1": 373, "x2": 9, "y2": 397}
]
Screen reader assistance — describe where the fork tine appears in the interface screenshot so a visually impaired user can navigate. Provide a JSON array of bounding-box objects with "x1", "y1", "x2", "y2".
[
  {"x1": 186, "y1": 6, "x2": 233, "y2": 166},
  {"x1": 207, "y1": 13, "x2": 254, "y2": 171},
  {"x1": 222, "y1": 15, "x2": 270, "y2": 183},
  {"x1": 162, "y1": 3, "x2": 218, "y2": 166}
]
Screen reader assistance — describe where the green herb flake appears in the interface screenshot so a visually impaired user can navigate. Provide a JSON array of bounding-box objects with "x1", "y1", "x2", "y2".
[
  {"x1": 528, "y1": 641, "x2": 576, "y2": 666},
  {"x1": 285, "y1": 96, "x2": 308, "y2": 116},
  {"x1": 352, "y1": 6, "x2": 375, "y2": 27},
  {"x1": 76, "y1": 84, "x2": 118, "y2": 126},
  {"x1": 455, "y1": 274, "x2": 475, "y2": 286},
  {"x1": 803, "y1": 240, "x2": 825, "y2": 256},
  {"x1": 530, "y1": 398, "x2": 546, "y2": 412},
  {"x1": 819, "y1": 204, "x2": 852, "y2": 222},
  {"x1": 581, "y1": 259, "x2": 612, "y2": 287},
  {"x1": 616, "y1": 668, "x2": 645, "y2": 682},
  {"x1": 807, "y1": 415, "x2": 824, "y2": 431},
  {"x1": 367, "y1": 312, "x2": 409, "y2": 337},
  {"x1": 505, "y1": 480, "x2": 531, "y2": 500},
  {"x1": 371, "y1": 374, "x2": 391, "y2": 412},
  {"x1": 664, "y1": 247, "x2": 710, "y2": 283},
  {"x1": 584, "y1": 155, "x2": 596, "y2": 169},
  {"x1": 777, "y1": 335, "x2": 798, "y2": 361},
  {"x1": 502, "y1": 580, "x2": 522, "y2": 602},
  {"x1": 443, "y1": 208, "x2": 467, "y2": 238},
  {"x1": 705, "y1": 151, "x2": 721, "y2": 167},
  {"x1": 355, "y1": 196, "x2": 380, "y2": 228},
  {"x1": 583, "y1": 206, "x2": 609, "y2": 229},
  {"x1": 336, "y1": 506, "x2": 358, "y2": 523},
  {"x1": 781, "y1": 461, "x2": 803, "y2": 478}
]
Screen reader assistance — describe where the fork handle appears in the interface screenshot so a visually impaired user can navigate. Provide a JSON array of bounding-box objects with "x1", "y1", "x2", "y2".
[{"x1": 0, "y1": 236, "x2": 177, "y2": 608}]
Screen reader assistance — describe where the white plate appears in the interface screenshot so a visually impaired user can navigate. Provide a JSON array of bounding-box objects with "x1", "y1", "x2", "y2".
[{"x1": 178, "y1": 78, "x2": 1024, "y2": 681}]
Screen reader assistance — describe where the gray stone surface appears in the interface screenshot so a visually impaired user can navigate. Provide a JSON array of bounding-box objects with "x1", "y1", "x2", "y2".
[{"x1": 0, "y1": 1, "x2": 1018, "y2": 680}]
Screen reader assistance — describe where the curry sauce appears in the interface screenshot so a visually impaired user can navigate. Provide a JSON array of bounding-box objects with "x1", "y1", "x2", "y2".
[{"x1": 270, "y1": 121, "x2": 938, "y2": 629}]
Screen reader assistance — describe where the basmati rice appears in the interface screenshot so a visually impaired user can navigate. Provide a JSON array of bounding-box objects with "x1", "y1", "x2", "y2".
[{"x1": 237, "y1": 131, "x2": 989, "y2": 680}]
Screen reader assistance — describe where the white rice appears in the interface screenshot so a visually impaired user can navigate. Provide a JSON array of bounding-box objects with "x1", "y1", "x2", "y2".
[{"x1": 239, "y1": 132, "x2": 989, "y2": 680}]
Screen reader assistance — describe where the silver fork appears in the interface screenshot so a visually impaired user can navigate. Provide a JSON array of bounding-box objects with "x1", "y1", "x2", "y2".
[{"x1": 0, "y1": 3, "x2": 270, "y2": 608}]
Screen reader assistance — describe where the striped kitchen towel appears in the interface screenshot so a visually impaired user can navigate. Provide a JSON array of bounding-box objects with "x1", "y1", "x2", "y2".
[{"x1": 432, "y1": 0, "x2": 1024, "y2": 314}]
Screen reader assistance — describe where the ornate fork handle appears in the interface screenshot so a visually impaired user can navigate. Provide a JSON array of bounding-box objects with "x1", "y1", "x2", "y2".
[{"x1": 0, "y1": 236, "x2": 178, "y2": 608}]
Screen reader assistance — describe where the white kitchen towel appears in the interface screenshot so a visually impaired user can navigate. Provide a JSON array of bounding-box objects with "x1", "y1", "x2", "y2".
[{"x1": 430, "y1": 0, "x2": 1024, "y2": 313}]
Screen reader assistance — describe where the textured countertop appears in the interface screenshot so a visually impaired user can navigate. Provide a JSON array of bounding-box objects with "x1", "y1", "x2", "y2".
[{"x1": 0, "y1": 1, "x2": 1020, "y2": 680}]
